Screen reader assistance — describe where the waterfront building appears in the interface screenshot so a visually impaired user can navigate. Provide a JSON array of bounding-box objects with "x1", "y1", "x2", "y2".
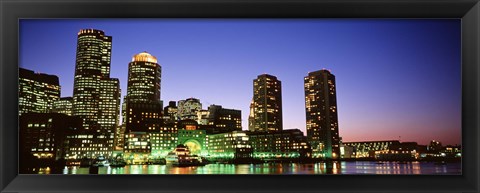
[
  {"x1": 252, "y1": 74, "x2": 283, "y2": 132},
  {"x1": 178, "y1": 98, "x2": 202, "y2": 120},
  {"x1": 19, "y1": 113, "x2": 83, "y2": 165},
  {"x1": 177, "y1": 119, "x2": 206, "y2": 156},
  {"x1": 19, "y1": 68, "x2": 60, "y2": 116},
  {"x1": 442, "y1": 145, "x2": 462, "y2": 157},
  {"x1": 340, "y1": 145, "x2": 355, "y2": 159},
  {"x1": 64, "y1": 128, "x2": 115, "y2": 159},
  {"x1": 52, "y1": 97, "x2": 73, "y2": 116},
  {"x1": 19, "y1": 112, "x2": 113, "y2": 161},
  {"x1": 207, "y1": 131, "x2": 252, "y2": 160},
  {"x1": 304, "y1": 69, "x2": 340, "y2": 159},
  {"x1": 343, "y1": 140, "x2": 400, "y2": 158},
  {"x1": 114, "y1": 124, "x2": 126, "y2": 151},
  {"x1": 123, "y1": 52, "x2": 164, "y2": 157},
  {"x1": 246, "y1": 129, "x2": 311, "y2": 160},
  {"x1": 375, "y1": 142, "x2": 420, "y2": 160},
  {"x1": 71, "y1": 29, "x2": 119, "y2": 157},
  {"x1": 152, "y1": 122, "x2": 178, "y2": 157},
  {"x1": 123, "y1": 131, "x2": 151, "y2": 164}
]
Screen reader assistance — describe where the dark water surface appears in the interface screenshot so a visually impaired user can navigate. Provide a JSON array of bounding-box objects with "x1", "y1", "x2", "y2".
[{"x1": 32, "y1": 161, "x2": 461, "y2": 175}]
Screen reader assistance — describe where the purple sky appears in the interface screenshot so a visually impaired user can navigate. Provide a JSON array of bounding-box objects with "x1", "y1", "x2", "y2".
[{"x1": 19, "y1": 19, "x2": 461, "y2": 146}]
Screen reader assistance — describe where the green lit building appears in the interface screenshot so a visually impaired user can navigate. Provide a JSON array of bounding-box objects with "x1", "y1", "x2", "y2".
[
  {"x1": 207, "y1": 131, "x2": 252, "y2": 160},
  {"x1": 304, "y1": 69, "x2": 340, "y2": 159},
  {"x1": 123, "y1": 131, "x2": 151, "y2": 164},
  {"x1": 177, "y1": 119, "x2": 206, "y2": 156},
  {"x1": 247, "y1": 129, "x2": 311, "y2": 160},
  {"x1": 52, "y1": 97, "x2": 73, "y2": 116},
  {"x1": 151, "y1": 123, "x2": 178, "y2": 157},
  {"x1": 252, "y1": 74, "x2": 283, "y2": 132},
  {"x1": 19, "y1": 68, "x2": 60, "y2": 116}
]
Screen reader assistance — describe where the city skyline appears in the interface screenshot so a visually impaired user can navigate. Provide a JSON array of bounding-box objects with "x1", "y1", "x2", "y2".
[{"x1": 19, "y1": 19, "x2": 461, "y2": 145}]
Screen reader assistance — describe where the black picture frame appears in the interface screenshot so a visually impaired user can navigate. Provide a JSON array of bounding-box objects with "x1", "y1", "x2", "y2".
[{"x1": 1, "y1": 0, "x2": 479, "y2": 192}]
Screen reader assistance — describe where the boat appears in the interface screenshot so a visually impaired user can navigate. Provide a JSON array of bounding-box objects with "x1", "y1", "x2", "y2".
[
  {"x1": 165, "y1": 144, "x2": 208, "y2": 167},
  {"x1": 92, "y1": 156, "x2": 110, "y2": 167},
  {"x1": 110, "y1": 159, "x2": 127, "y2": 167}
]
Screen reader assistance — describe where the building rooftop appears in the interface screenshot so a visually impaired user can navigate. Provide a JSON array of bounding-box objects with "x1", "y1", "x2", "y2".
[{"x1": 132, "y1": 51, "x2": 158, "y2": 63}]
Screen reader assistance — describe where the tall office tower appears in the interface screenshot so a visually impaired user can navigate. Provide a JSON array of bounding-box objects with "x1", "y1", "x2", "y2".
[
  {"x1": 72, "y1": 29, "x2": 119, "y2": 130},
  {"x1": 52, "y1": 97, "x2": 73, "y2": 116},
  {"x1": 98, "y1": 78, "x2": 121, "y2": 133},
  {"x1": 19, "y1": 68, "x2": 60, "y2": 116},
  {"x1": 126, "y1": 52, "x2": 161, "y2": 102},
  {"x1": 178, "y1": 98, "x2": 202, "y2": 120},
  {"x1": 248, "y1": 99, "x2": 255, "y2": 131},
  {"x1": 252, "y1": 74, "x2": 283, "y2": 132},
  {"x1": 124, "y1": 52, "x2": 163, "y2": 132},
  {"x1": 304, "y1": 69, "x2": 340, "y2": 159},
  {"x1": 124, "y1": 52, "x2": 163, "y2": 158}
]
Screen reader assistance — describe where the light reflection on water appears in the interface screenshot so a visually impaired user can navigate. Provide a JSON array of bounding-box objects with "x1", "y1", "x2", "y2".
[{"x1": 53, "y1": 161, "x2": 462, "y2": 175}]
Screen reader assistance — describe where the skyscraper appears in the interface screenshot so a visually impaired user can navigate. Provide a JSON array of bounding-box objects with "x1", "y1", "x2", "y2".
[
  {"x1": 52, "y1": 97, "x2": 73, "y2": 116},
  {"x1": 124, "y1": 52, "x2": 163, "y2": 132},
  {"x1": 72, "y1": 29, "x2": 119, "y2": 131},
  {"x1": 126, "y1": 52, "x2": 161, "y2": 102},
  {"x1": 252, "y1": 74, "x2": 283, "y2": 132},
  {"x1": 71, "y1": 29, "x2": 119, "y2": 157},
  {"x1": 123, "y1": 52, "x2": 163, "y2": 158},
  {"x1": 98, "y1": 78, "x2": 121, "y2": 133},
  {"x1": 19, "y1": 68, "x2": 60, "y2": 116},
  {"x1": 304, "y1": 69, "x2": 340, "y2": 159}
]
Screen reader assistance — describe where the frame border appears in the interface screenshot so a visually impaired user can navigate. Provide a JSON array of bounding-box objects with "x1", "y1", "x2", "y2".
[{"x1": 1, "y1": 0, "x2": 479, "y2": 192}]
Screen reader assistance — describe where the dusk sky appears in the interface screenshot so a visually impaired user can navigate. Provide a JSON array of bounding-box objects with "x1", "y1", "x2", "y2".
[{"x1": 19, "y1": 19, "x2": 461, "y2": 146}]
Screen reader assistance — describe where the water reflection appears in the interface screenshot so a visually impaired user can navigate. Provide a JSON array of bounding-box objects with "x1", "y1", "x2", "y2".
[{"x1": 51, "y1": 161, "x2": 462, "y2": 175}]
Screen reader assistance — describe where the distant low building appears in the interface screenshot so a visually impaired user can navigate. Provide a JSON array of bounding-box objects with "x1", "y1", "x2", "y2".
[
  {"x1": 375, "y1": 142, "x2": 419, "y2": 160},
  {"x1": 343, "y1": 140, "x2": 400, "y2": 158}
]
